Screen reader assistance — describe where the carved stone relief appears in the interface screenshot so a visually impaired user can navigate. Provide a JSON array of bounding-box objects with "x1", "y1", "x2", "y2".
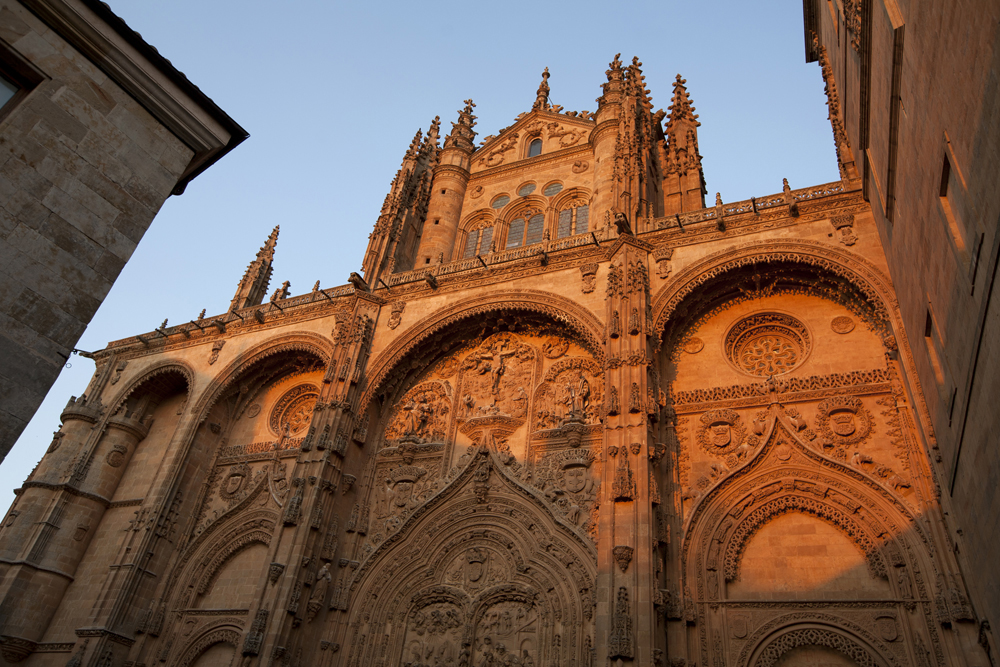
[
  {"x1": 724, "y1": 313, "x2": 811, "y2": 376},
  {"x1": 269, "y1": 384, "x2": 319, "y2": 436}
]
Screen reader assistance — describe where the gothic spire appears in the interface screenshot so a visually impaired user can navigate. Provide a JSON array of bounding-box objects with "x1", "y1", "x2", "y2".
[
  {"x1": 666, "y1": 74, "x2": 700, "y2": 128},
  {"x1": 444, "y1": 99, "x2": 477, "y2": 151},
  {"x1": 533, "y1": 67, "x2": 551, "y2": 111},
  {"x1": 230, "y1": 225, "x2": 278, "y2": 312}
]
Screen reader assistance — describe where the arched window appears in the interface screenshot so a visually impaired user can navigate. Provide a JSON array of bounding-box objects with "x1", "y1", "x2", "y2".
[
  {"x1": 556, "y1": 205, "x2": 590, "y2": 238},
  {"x1": 463, "y1": 226, "x2": 494, "y2": 258},
  {"x1": 505, "y1": 212, "x2": 545, "y2": 249},
  {"x1": 528, "y1": 139, "x2": 542, "y2": 157}
]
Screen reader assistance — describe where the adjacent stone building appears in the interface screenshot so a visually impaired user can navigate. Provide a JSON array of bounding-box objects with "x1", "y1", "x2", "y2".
[
  {"x1": 805, "y1": 0, "x2": 1000, "y2": 652},
  {"x1": 0, "y1": 28, "x2": 995, "y2": 667},
  {"x1": 0, "y1": 0, "x2": 246, "y2": 463}
]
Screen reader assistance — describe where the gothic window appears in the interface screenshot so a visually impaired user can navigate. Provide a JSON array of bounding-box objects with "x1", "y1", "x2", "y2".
[
  {"x1": 528, "y1": 138, "x2": 542, "y2": 157},
  {"x1": 543, "y1": 182, "x2": 563, "y2": 196},
  {"x1": 491, "y1": 195, "x2": 510, "y2": 209},
  {"x1": 517, "y1": 182, "x2": 536, "y2": 196},
  {"x1": 463, "y1": 226, "x2": 494, "y2": 258},
  {"x1": 505, "y1": 213, "x2": 545, "y2": 249},
  {"x1": 556, "y1": 205, "x2": 589, "y2": 238}
]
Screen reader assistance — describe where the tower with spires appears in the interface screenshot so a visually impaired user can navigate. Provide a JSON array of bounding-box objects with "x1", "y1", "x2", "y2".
[{"x1": 2, "y1": 52, "x2": 987, "y2": 667}]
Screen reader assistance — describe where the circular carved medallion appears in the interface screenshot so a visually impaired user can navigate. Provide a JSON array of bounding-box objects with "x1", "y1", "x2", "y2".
[
  {"x1": 247, "y1": 403, "x2": 261, "y2": 418},
  {"x1": 725, "y1": 313, "x2": 810, "y2": 376},
  {"x1": 470, "y1": 185, "x2": 484, "y2": 199},
  {"x1": 541, "y1": 336, "x2": 569, "y2": 359},
  {"x1": 815, "y1": 395, "x2": 872, "y2": 447},
  {"x1": 220, "y1": 462, "x2": 252, "y2": 501},
  {"x1": 571, "y1": 160, "x2": 589, "y2": 173},
  {"x1": 269, "y1": 384, "x2": 319, "y2": 436},
  {"x1": 682, "y1": 337, "x2": 704, "y2": 354},
  {"x1": 105, "y1": 444, "x2": 128, "y2": 468},
  {"x1": 831, "y1": 316, "x2": 855, "y2": 334},
  {"x1": 697, "y1": 409, "x2": 745, "y2": 456}
]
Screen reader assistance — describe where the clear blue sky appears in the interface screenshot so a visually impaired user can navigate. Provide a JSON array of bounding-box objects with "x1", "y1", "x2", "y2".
[{"x1": 0, "y1": 0, "x2": 840, "y2": 503}]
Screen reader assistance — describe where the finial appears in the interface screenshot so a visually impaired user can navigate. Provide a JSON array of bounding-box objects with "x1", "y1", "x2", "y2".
[
  {"x1": 716, "y1": 193, "x2": 723, "y2": 207},
  {"x1": 159, "y1": 318, "x2": 168, "y2": 330},
  {"x1": 782, "y1": 178, "x2": 791, "y2": 193},
  {"x1": 610, "y1": 53, "x2": 622, "y2": 69},
  {"x1": 533, "y1": 67, "x2": 551, "y2": 111},
  {"x1": 312, "y1": 280, "x2": 320, "y2": 292},
  {"x1": 197, "y1": 309, "x2": 205, "y2": 319}
]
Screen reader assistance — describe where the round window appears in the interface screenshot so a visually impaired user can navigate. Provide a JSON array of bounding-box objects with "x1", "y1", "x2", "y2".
[
  {"x1": 517, "y1": 183, "x2": 536, "y2": 197},
  {"x1": 491, "y1": 195, "x2": 510, "y2": 209},
  {"x1": 724, "y1": 313, "x2": 811, "y2": 376},
  {"x1": 543, "y1": 182, "x2": 563, "y2": 196}
]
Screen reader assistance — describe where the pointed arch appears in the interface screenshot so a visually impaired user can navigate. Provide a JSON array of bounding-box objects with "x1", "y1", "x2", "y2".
[
  {"x1": 682, "y1": 410, "x2": 928, "y2": 599},
  {"x1": 359, "y1": 290, "x2": 605, "y2": 411},
  {"x1": 172, "y1": 625, "x2": 242, "y2": 667},
  {"x1": 339, "y1": 449, "x2": 596, "y2": 667},
  {"x1": 107, "y1": 361, "x2": 194, "y2": 414},
  {"x1": 189, "y1": 331, "x2": 334, "y2": 423}
]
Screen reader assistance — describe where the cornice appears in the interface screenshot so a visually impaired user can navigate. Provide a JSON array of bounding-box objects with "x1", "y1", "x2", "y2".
[
  {"x1": 18, "y1": 480, "x2": 111, "y2": 506},
  {"x1": 21, "y1": 0, "x2": 248, "y2": 194},
  {"x1": 469, "y1": 142, "x2": 591, "y2": 183}
]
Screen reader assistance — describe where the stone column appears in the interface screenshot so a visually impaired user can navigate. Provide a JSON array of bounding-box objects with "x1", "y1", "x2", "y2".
[{"x1": 598, "y1": 242, "x2": 656, "y2": 664}]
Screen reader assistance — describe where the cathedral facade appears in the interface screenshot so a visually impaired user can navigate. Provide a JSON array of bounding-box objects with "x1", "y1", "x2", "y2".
[{"x1": 0, "y1": 53, "x2": 990, "y2": 667}]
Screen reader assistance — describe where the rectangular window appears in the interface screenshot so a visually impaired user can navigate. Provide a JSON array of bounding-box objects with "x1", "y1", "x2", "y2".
[
  {"x1": 939, "y1": 153, "x2": 967, "y2": 256},
  {"x1": 525, "y1": 214, "x2": 544, "y2": 245},
  {"x1": 506, "y1": 219, "x2": 525, "y2": 249},
  {"x1": 463, "y1": 230, "x2": 479, "y2": 259},
  {"x1": 478, "y1": 227, "x2": 493, "y2": 254},
  {"x1": 557, "y1": 209, "x2": 572, "y2": 238},
  {"x1": 0, "y1": 40, "x2": 43, "y2": 124},
  {"x1": 576, "y1": 205, "x2": 589, "y2": 234}
]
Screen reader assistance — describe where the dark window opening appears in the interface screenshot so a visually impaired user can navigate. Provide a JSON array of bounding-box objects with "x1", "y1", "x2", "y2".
[{"x1": 528, "y1": 139, "x2": 542, "y2": 158}]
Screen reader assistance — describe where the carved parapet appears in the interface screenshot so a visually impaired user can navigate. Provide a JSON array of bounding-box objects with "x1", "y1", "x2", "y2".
[{"x1": 61, "y1": 395, "x2": 103, "y2": 425}]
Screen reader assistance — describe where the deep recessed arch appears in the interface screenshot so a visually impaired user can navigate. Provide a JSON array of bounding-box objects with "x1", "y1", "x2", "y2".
[
  {"x1": 360, "y1": 290, "x2": 605, "y2": 411},
  {"x1": 107, "y1": 361, "x2": 194, "y2": 414},
  {"x1": 740, "y1": 617, "x2": 896, "y2": 667}
]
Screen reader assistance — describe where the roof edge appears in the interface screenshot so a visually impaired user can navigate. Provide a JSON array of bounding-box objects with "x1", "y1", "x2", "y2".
[{"x1": 21, "y1": 0, "x2": 249, "y2": 194}]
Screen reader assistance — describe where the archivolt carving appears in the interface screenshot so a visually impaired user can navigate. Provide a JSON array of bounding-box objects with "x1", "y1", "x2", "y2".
[
  {"x1": 361, "y1": 291, "x2": 605, "y2": 410},
  {"x1": 721, "y1": 494, "x2": 886, "y2": 581},
  {"x1": 653, "y1": 241, "x2": 896, "y2": 348},
  {"x1": 195, "y1": 529, "x2": 272, "y2": 595},
  {"x1": 191, "y1": 332, "x2": 333, "y2": 423},
  {"x1": 341, "y1": 449, "x2": 596, "y2": 666},
  {"x1": 739, "y1": 615, "x2": 897, "y2": 667},
  {"x1": 172, "y1": 626, "x2": 241, "y2": 667},
  {"x1": 107, "y1": 361, "x2": 194, "y2": 415}
]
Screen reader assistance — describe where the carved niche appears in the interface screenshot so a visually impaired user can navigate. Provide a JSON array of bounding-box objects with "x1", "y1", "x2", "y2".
[
  {"x1": 533, "y1": 357, "x2": 603, "y2": 431},
  {"x1": 385, "y1": 382, "x2": 452, "y2": 444}
]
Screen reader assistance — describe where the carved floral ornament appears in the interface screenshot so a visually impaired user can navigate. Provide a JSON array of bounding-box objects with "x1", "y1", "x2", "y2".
[
  {"x1": 724, "y1": 312, "x2": 811, "y2": 377},
  {"x1": 268, "y1": 383, "x2": 319, "y2": 436}
]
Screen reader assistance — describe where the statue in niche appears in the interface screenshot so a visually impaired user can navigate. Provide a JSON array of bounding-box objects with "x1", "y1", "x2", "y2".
[
  {"x1": 534, "y1": 363, "x2": 603, "y2": 430},
  {"x1": 475, "y1": 340, "x2": 517, "y2": 395},
  {"x1": 386, "y1": 383, "x2": 450, "y2": 444}
]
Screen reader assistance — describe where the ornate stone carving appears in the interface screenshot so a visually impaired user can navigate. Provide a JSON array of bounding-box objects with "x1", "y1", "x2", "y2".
[
  {"x1": 541, "y1": 336, "x2": 569, "y2": 359},
  {"x1": 208, "y1": 340, "x2": 225, "y2": 365},
  {"x1": 613, "y1": 545, "x2": 633, "y2": 572},
  {"x1": 697, "y1": 409, "x2": 745, "y2": 456},
  {"x1": 608, "y1": 587, "x2": 634, "y2": 659},
  {"x1": 682, "y1": 337, "x2": 704, "y2": 354},
  {"x1": 755, "y1": 627, "x2": 879, "y2": 667},
  {"x1": 572, "y1": 160, "x2": 589, "y2": 173},
  {"x1": 387, "y1": 301, "x2": 405, "y2": 330},
  {"x1": 386, "y1": 381, "x2": 452, "y2": 444},
  {"x1": 268, "y1": 384, "x2": 319, "y2": 436},
  {"x1": 611, "y1": 446, "x2": 636, "y2": 501},
  {"x1": 724, "y1": 312, "x2": 810, "y2": 376},
  {"x1": 815, "y1": 395, "x2": 873, "y2": 447},
  {"x1": 534, "y1": 358, "x2": 603, "y2": 430},
  {"x1": 580, "y1": 263, "x2": 598, "y2": 294},
  {"x1": 831, "y1": 315, "x2": 856, "y2": 333},
  {"x1": 105, "y1": 444, "x2": 127, "y2": 468}
]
